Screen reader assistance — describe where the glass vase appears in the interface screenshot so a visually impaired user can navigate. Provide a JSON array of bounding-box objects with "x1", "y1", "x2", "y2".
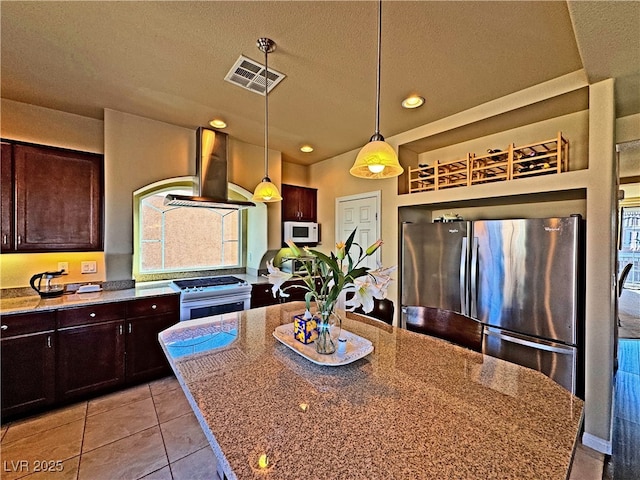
[{"x1": 314, "y1": 299, "x2": 342, "y2": 355}]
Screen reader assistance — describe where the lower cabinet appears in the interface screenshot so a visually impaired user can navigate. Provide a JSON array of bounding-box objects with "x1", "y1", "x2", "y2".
[
  {"x1": 0, "y1": 294, "x2": 180, "y2": 419},
  {"x1": 251, "y1": 283, "x2": 279, "y2": 308},
  {"x1": 251, "y1": 279, "x2": 323, "y2": 307},
  {"x1": 125, "y1": 296, "x2": 179, "y2": 384},
  {"x1": 0, "y1": 312, "x2": 56, "y2": 418},
  {"x1": 57, "y1": 320, "x2": 126, "y2": 402}
]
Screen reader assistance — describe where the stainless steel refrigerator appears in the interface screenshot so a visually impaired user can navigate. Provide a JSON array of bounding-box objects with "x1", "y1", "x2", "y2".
[{"x1": 401, "y1": 216, "x2": 584, "y2": 396}]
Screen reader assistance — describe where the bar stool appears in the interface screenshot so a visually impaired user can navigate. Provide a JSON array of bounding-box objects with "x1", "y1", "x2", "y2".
[
  {"x1": 402, "y1": 306, "x2": 483, "y2": 353},
  {"x1": 354, "y1": 298, "x2": 394, "y2": 325}
]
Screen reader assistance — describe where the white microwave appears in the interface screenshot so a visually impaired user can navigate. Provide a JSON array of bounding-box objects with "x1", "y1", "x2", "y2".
[{"x1": 283, "y1": 221, "x2": 319, "y2": 244}]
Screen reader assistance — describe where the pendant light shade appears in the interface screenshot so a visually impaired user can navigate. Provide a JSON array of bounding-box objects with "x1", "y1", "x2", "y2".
[
  {"x1": 252, "y1": 178, "x2": 282, "y2": 202},
  {"x1": 252, "y1": 37, "x2": 282, "y2": 203},
  {"x1": 351, "y1": 0, "x2": 404, "y2": 179}
]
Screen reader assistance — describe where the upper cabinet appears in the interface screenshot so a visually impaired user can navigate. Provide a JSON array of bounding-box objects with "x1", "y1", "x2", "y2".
[
  {"x1": 281, "y1": 184, "x2": 317, "y2": 222},
  {"x1": 1, "y1": 140, "x2": 104, "y2": 252}
]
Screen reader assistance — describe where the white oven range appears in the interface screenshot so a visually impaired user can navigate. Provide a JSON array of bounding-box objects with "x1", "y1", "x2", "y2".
[{"x1": 169, "y1": 276, "x2": 252, "y2": 321}]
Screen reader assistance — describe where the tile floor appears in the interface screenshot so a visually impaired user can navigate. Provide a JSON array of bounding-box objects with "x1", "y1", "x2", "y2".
[
  {"x1": 1, "y1": 374, "x2": 604, "y2": 480},
  {"x1": 0, "y1": 376, "x2": 217, "y2": 480}
]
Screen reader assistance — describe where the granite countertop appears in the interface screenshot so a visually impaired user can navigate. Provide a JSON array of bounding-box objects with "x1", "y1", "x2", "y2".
[
  {"x1": 0, "y1": 285, "x2": 179, "y2": 315},
  {"x1": 0, "y1": 273, "x2": 270, "y2": 315},
  {"x1": 159, "y1": 302, "x2": 584, "y2": 480}
]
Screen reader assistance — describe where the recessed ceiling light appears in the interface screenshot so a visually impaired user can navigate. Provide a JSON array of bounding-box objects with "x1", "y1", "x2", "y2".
[
  {"x1": 300, "y1": 145, "x2": 314, "y2": 153},
  {"x1": 209, "y1": 119, "x2": 227, "y2": 129},
  {"x1": 401, "y1": 95, "x2": 425, "y2": 109}
]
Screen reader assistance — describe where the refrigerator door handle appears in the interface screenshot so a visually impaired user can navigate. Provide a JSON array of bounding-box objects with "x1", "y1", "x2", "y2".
[
  {"x1": 460, "y1": 237, "x2": 468, "y2": 315},
  {"x1": 470, "y1": 237, "x2": 478, "y2": 318},
  {"x1": 484, "y1": 328, "x2": 574, "y2": 355}
]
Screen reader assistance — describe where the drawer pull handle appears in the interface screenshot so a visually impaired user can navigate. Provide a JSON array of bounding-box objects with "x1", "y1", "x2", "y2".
[
  {"x1": 90, "y1": 312, "x2": 96, "y2": 317},
  {"x1": 2, "y1": 234, "x2": 7, "y2": 245},
  {"x1": 128, "y1": 323, "x2": 132, "y2": 334},
  {"x1": 47, "y1": 336, "x2": 52, "y2": 348},
  {"x1": 151, "y1": 304, "x2": 157, "y2": 309},
  {"x1": 119, "y1": 325, "x2": 123, "y2": 335},
  {"x1": 17, "y1": 235, "x2": 22, "y2": 245},
  {"x1": 1, "y1": 325, "x2": 7, "y2": 330}
]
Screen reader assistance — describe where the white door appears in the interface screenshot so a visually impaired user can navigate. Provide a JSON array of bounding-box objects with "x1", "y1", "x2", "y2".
[{"x1": 336, "y1": 191, "x2": 381, "y2": 271}]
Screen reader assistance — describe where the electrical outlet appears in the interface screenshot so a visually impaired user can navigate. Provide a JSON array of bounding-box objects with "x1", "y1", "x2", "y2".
[
  {"x1": 81, "y1": 261, "x2": 97, "y2": 274},
  {"x1": 58, "y1": 262, "x2": 69, "y2": 274}
]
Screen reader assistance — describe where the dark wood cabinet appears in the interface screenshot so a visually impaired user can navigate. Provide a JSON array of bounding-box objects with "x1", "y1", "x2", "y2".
[
  {"x1": 56, "y1": 303, "x2": 127, "y2": 401},
  {"x1": 251, "y1": 279, "x2": 322, "y2": 306},
  {"x1": 1, "y1": 312, "x2": 56, "y2": 418},
  {"x1": 57, "y1": 320, "x2": 125, "y2": 402},
  {"x1": 125, "y1": 296, "x2": 179, "y2": 384},
  {"x1": 1, "y1": 140, "x2": 103, "y2": 252},
  {"x1": 251, "y1": 283, "x2": 279, "y2": 308},
  {"x1": 1, "y1": 142, "x2": 14, "y2": 251},
  {"x1": 281, "y1": 184, "x2": 317, "y2": 222},
  {"x1": 2, "y1": 295, "x2": 180, "y2": 418}
]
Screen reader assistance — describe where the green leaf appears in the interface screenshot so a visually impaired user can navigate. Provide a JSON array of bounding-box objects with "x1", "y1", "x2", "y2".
[{"x1": 344, "y1": 228, "x2": 358, "y2": 253}]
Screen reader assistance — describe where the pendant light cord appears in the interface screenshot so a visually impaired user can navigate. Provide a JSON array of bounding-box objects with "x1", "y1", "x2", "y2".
[
  {"x1": 374, "y1": 0, "x2": 382, "y2": 139},
  {"x1": 263, "y1": 44, "x2": 270, "y2": 180}
]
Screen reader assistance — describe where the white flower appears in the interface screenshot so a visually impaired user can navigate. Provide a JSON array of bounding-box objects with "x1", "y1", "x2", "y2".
[
  {"x1": 368, "y1": 265, "x2": 397, "y2": 294},
  {"x1": 266, "y1": 260, "x2": 293, "y2": 298},
  {"x1": 343, "y1": 278, "x2": 381, "y2": 313}
]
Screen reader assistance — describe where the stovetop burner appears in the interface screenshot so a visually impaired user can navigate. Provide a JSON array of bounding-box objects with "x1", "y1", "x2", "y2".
[{"x1": 172, "y1": 276, "x2": 245, "y2": 290}]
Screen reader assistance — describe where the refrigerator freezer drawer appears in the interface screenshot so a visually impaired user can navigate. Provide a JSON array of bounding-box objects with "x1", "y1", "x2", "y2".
[{"x1": 483, "y1": 327, "x2": 577, "y2": 394}]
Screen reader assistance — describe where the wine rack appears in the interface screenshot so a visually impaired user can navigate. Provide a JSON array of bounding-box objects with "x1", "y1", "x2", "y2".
[{"x1": 408, "y1": 132, "x2": 569, "y2": 193}]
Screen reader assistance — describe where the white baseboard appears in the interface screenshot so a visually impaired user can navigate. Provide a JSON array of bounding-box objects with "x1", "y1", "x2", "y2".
[{"x1": 582, "y1": 432, "x2": 612, "y2": 455}]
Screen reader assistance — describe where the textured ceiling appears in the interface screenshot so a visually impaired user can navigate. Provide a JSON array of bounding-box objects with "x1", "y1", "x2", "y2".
[{"x1": 1, "y1": 1, "x2": 638, "y2": 165}]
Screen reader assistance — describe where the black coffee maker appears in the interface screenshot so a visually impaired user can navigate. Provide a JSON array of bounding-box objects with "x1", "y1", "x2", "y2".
[{"x1": 30, "y1": 270, "x2": 65, "y2": 298}]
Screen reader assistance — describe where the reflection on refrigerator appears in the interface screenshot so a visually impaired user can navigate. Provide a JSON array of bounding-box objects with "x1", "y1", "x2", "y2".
[{"x1": 401, "y1": 216, "x2": 584, "y2": 396}]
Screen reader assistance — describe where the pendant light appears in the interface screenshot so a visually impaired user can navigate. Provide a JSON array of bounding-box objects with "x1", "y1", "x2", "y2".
[
  {"x1": 350, "y1": 0, "x2": 404, "y2": 179},
  {"x1": 252, "y1": 37, "x2": 282, "y2": 202}
]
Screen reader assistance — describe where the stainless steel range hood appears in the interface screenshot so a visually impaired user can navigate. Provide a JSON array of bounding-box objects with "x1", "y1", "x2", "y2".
[{"x1": 164, "y1": 127, "x2": 255, "y2": 210}]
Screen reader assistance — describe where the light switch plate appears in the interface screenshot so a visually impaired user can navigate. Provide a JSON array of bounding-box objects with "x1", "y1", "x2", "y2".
[
  {"x1": 58, "y1": 262, "x2": 69, "y2": 274},
  {"x1": 81, "y1": 261, "x2": 97, "y2": 274}
]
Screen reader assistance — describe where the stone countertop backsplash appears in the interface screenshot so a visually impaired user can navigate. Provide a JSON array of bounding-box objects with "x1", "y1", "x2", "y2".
[{"x1": 0, "y1": 273, "x2": 270, "y2": 316}]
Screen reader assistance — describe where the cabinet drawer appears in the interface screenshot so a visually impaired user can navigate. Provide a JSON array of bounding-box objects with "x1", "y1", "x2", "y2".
[
  {"x1": 251, "y1": 283, "x2": 279, "y2": 308},
  {"x1": 0, "y1": 311, "x2": 56, "y2": 338},
  {"x1": 58, "y1": 302, "x2": 126, "y2": 328},
  {"x1": 126, "y1": 295, "x2": 179, "y2": 318}
]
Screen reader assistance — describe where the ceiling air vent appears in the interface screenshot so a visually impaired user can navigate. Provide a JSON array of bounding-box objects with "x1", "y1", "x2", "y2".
[{"x1": 224, "y1": 55, "x2": 285, "y2": 95}]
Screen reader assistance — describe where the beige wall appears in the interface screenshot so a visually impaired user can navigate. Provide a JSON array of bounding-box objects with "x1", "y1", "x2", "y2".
[
  {"x1": 1, "y1": 99, "x2": 104, "y2": 153},
  {"x1": 282, "y1": 161, "x2": 310, "y2": 186},
  {"x1": 228, "y1": 139, "x2": 282, "y2": 252},
  {"x1": 415, "y1": 111, "x2": 590, "y2": 171},
  {"x1": 617, "y1": 113, "x2": 640, "y2": 180}
]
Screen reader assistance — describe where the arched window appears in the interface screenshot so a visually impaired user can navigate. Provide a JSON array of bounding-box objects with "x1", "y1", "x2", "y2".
[{"x1": 133, "y1": 178, "x2": 245, "y2": 279}]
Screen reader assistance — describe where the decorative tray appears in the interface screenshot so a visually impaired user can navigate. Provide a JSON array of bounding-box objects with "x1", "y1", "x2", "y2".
[{"x1": 273, "y1": 323, "x2": 374, "y2": 366}]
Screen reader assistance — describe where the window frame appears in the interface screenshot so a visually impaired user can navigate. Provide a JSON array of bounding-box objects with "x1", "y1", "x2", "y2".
[{"x1": 132, "y1": 177, "x2": 247, "y2": 281}]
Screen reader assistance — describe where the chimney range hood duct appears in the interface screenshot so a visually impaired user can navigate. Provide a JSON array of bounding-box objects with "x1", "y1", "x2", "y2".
[{"x1": 164, "y1": 127, "x2": 255, "y2": 210}]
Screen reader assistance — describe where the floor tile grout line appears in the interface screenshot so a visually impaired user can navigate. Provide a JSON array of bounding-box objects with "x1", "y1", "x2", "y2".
[
  {"x1": 146, "y1": 381, "x2": 173, "y2": 480},
  {"x1": 74, "y1": 400, "x2": 89, "y2": 480}
]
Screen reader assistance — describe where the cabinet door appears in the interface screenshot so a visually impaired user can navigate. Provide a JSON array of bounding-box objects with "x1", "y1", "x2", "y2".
[
  {"x1": 281, "y1": 184, "x2": 317, "y2": 222},
  {"x1": 1, "y1": 332, "x2": 56, "y2": 418},
  {"x1": 251, "y1": 283, "x2": 279, "y2": 308},
  {"x1": 125, "y1": 312, "x2": 177, "y2": 384},
  {"x1": 14, "y1": 144, "x2": 103, "y2": 251},
  {"x1": 57, "y1": 321, "x2": 125, "y2": 401},
  {"x1": 298, "y1": 187, "x2": 317, "y2": 222},
  {"x1": 281, "y1": 184, "x2": 304, "y2": 221},
  {"x1": 1, "y1": 142, "x2": 14, "y2": 252}
]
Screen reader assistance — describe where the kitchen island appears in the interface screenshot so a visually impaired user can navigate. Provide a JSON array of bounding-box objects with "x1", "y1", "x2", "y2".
[{"x1": 159, "y1": 302, "x2": 584, "y2": 480}]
